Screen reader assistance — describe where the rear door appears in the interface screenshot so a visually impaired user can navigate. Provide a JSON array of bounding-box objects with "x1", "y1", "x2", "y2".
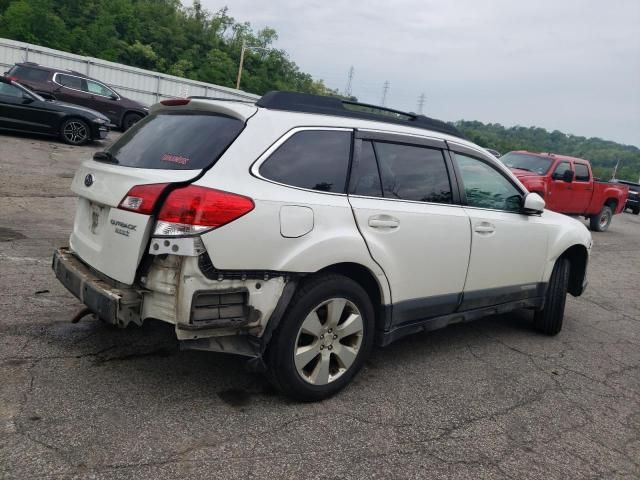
[
  {"x1": 450, "y1": 149, "x2": 548, "y2": 308},
  {"x1": 546, "y1": 161, "x2": 573, "y2": 212},
  {"x1": 569, "y1": 162, "x2": 593, "y2": 214},
  {"x1": 52, "y1": 73, "x2": 93, "y2": 106},
  {"x1": 69, "y1": 105, "x2": 252, "y2": 284},
  {"x1": 348, "y1": 132, "x2": 471, "y2": 327}
]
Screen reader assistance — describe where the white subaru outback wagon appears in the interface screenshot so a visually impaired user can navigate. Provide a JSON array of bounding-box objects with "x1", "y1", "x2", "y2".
[{"x1": 53, "y1": 91, "x2": 592, "y2": 401}]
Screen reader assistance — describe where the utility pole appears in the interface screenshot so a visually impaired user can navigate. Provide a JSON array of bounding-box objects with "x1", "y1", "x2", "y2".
[
  {"x1": 344, "y1": 66, "x2": 354, "y2": 97},
  {"x1": 381, "y1": 80, "x2": 390, "y2": 106},
  {"x1": 235, "y1": 41, "x2": 246, "y2": 90},
  {"x1": 236, "y1": 41, "x2": 272, "y2": 90},
  {"x1": 417, "y1": 93, "x2": 425, "y2": 114}
]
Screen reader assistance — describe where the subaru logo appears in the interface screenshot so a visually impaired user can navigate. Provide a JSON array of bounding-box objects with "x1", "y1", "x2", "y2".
[{"x1": 84, "y1": 174, "x2": 94, "y2": 187}]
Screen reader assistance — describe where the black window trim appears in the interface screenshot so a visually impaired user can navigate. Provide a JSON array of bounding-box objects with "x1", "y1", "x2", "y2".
[
  {"x1": 573, "y1": 162, "x2": 591, "y2": 182},
  {"x1": 52, "y1": 72, "x2": 120, "y2": 100},
  {"x1": 447, "y1": 144, "x2": 530, "y2": 215},
  {"x1": 348, "y1": 133, "x2": 461, "y2": 206},
  {"x1": 250, "y1": 126, "x2": 354, "y2": 197}
]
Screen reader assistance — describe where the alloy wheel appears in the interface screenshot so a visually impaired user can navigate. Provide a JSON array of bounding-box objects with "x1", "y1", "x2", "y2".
[
  {"x1": 63, "y1": 121, "x2": 88, "y2": 144},
  {"x1": 294, "y1": 298, "x2": 364, "y2": 385}
]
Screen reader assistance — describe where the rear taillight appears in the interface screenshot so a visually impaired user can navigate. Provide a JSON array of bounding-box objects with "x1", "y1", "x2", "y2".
[
  {"x1": 154, "y1": 185, "x2": 254, "y2": 236},
  {"x1": 160, "y1": 98, "x2": 190, "y2": 106},
  {"x1": 118, "y1": 183, "x2": 169, "y2": 215},
  {"x1": 6, "y1": 76, "x2": 18, "y2": 82}
]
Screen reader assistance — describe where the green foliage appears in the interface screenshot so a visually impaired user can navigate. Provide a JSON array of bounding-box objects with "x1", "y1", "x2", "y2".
[
  {"x1": 0, "y1": 0, "x2": 343, "y2": 97},
  {"x1": 456, "y1": 120, "x2": 640, "y2": 182}
]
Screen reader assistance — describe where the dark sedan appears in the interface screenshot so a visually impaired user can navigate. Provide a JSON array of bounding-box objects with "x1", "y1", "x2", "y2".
[{"x1": 0, "y1": 76, "x2": 109, "y2": 145}]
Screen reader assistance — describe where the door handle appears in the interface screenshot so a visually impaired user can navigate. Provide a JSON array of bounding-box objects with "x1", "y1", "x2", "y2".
[
  {"x1": 368, "y1": 215, "x2": 399, "y2": 229},
  {"x1": 474, "y1": 222, "x2": 495, "y2": 234}
]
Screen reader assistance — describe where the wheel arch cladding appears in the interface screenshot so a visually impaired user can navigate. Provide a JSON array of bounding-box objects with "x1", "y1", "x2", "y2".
[
  {"x1": 560, "y1": 244, "x2": 588, "y2": 297},
  {"x1": 316, "y1": 262, "x2": 385, "y2": 332}
]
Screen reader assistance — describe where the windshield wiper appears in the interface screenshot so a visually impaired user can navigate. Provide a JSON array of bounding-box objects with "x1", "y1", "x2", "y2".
[
  {"x1": 512, "y1": 166, "x2": 532, "y2": 172},
  {"x1": 93, "y1": 151, "x2": 118, "y2": 164}
]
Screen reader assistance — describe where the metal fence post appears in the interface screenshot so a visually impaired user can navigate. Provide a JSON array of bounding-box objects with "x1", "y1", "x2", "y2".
[
  {"x1": 86, "y1": 59, "x2": 91, "y2": 75},
  {"x1": 24, "y1": 46, "x2": 29, "y2": 62},
  {"x1": 155, "y1": 75, "x2": 161, "y2": 102}
]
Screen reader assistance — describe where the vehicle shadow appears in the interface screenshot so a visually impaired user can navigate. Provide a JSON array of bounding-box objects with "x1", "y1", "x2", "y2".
[
  {"x1": 0, "y1": 129, "x2": 110, "y2": 147},
  {"x1": 47, "y1": 309, "x2": 538, "y2": 405}
]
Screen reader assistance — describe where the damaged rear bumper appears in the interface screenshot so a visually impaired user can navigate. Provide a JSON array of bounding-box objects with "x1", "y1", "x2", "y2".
[{"x1": 52, "y1": 247, "x2": 142, "y2": 327}]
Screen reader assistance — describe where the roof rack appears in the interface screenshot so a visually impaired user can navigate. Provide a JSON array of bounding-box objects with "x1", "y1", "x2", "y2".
[
  {"x1": 256, "y1": 91, "x2": 465, "y2": 139},
  {"x1": 188, "y1": 96, "x2": 255, "y2": 103}
]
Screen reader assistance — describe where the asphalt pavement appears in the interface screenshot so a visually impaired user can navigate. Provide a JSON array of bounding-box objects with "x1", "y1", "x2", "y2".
[{"x1": 1, "y1": 131, "x2": 639, "y2": 479}]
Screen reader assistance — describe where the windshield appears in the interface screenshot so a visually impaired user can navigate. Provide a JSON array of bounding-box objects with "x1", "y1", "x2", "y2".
[
  {"x1": 105, "y1": 112, "x2": 244, "y2": 170},
  {"x1": 501, "y1": 152, "x2": 553, "y2": 175}
]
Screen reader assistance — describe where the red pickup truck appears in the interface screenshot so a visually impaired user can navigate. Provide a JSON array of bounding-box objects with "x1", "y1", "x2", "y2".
[{"x1": 501, "y1": 151, "x2": 629, "y2": 232}]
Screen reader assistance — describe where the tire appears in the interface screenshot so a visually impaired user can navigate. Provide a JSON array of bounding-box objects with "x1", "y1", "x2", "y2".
[
  {"x1": 632, "y1": 207, "x2": 640, "y2": 215},
  {"x1": 60, "y1": 118, "x2": 90, "y2": 145},
  {"x1": 266, "y1": 273, "x2": 375, "y2": 402},
  {"x1": 589, "y1": 205, "x2": 612, "y2": 232},
  {"x1": 534, "y1": 258, "x2": 570, "y2": 335},
  {"x1": 122, "y1": 112, "x2": 143, "y2": 130}
]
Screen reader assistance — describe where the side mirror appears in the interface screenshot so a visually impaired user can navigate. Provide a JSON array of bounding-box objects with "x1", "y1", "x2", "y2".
[
  {"x1": 110, "y1": 94, "x2": 118, "y2": 100},
  {"x1": 523, "y1": 192, "x2": 545, "y2": 214},
  {"x1": 562, "y1": 170, "x2": 575, "y2": 183}
]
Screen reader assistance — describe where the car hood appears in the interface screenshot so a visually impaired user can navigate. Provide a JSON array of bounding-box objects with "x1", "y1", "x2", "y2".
[
  {"x1": 47, "y1": 100, "x2": 110, "y2": 121},
  {"x1": 510, "y1": 168, "x2": 541, "y2": 178},
  {"x1": 118, "y1": 96, "x2": 148, "y2": 112}
]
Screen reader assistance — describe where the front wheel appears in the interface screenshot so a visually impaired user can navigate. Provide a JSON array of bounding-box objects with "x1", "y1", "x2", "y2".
[
  {"x1": 534, "y1": 258, "x2": 570, "y2": 335},
  {"x1": 122, "y1": 112, "x2": 143, "y2": 130},
  {"x1": 60, "y1": 118, "x2": 90, "y2": 145},
  {"x1": 632, "y1": 206, "x2": 640, "y2": 215},
  {"x1": 589, "y1": 205, "x2": 612, "y2": 232},
  {"x1": 266, "y1": 274, "x2": 375, "y2": 401}
]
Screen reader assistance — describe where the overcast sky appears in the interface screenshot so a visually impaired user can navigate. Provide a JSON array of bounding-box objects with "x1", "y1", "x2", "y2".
[{"x1": 199, "y1": 0, "x2": 640, "y2": 146}]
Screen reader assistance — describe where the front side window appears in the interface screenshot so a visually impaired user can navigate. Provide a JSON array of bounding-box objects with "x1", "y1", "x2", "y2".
[
  {"x1": 85, "y1": 79, "x2": 114, "y2": 97},
  {"x1": 455, "y1": 154, "x2": 523, "y2": 212},
  {"x1": 574, "y1": 163, "x2": 590, "y2": 181},
  {"x1": 0, "y1": 83, "x2": 24, "y2": 98},
  {"x1": 374, "y1": 142, "x2": 452, "y2": 203},
  {"x1": 259, "y1": 130, "x2": 352, "y2": 193},
  {"x1": 552, "y1": 161, "x2": 572, "y2": 179},
  {"x1": 57, "y1": 74, "x2": 83, "y2": 90}
]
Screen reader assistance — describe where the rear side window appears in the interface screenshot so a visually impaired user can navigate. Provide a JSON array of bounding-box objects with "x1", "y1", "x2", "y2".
[
  {"x1": 374, "y1": 142, "x2": 452, "y2": 203},
  {"x1": 350, "y1": 141, "x2": 383, "y2": 197},
  {"x1": 56, "y1": 74, "x2": 83, "y2": 90},
  {"x1": 105, "y1": 113, "x2": 244, "y2": 170},
  {"x1": 574, "y1": 163, "x2": 590, "y2": 181},
  {"x1": 259, "y1": 130, "x2": 352, "y2": 193},
  {"x1": 9, "y1": 66, "x2": 49, "y2": 82}
]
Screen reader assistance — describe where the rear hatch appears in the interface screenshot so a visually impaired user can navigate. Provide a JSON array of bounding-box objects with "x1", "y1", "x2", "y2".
[{"x1": 69, "y1": 99, "x2": 256, "y2": 284}]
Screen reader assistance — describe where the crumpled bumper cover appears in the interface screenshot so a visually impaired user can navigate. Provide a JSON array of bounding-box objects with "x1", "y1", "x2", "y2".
[{"x1": 52, "y1": 247, "x2": 141, "y2": 326}]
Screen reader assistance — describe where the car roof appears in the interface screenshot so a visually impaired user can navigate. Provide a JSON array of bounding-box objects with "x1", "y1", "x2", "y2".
[{"x1": 14, "y1": 62, "x2": 88, "y2": 78}]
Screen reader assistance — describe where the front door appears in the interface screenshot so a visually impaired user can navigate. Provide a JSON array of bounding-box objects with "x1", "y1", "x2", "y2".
[
  {"x1": 451, "y1": 152, "x2": 549, "y2": 310},
  {"x1": 348, "y1": 134, "x2": 471, "y2": 328},
  {"x1": 83, "y1": 79, "x2": 121, "y2": 125}
]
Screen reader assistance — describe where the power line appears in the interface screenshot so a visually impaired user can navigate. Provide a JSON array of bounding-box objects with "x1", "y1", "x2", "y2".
[
  {"x1": 381, "y1": 80, "x2": 390, "y2": 106},
  {"x1": 344, "y1": 66, "x2": 354, "y2": 97},
  {"x1": 417, "y1": 93, "x2": 426, "y2": 114}
]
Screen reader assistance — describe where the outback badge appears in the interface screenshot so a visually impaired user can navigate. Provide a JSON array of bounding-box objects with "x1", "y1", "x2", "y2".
[{"x1": 84, "y1": 174, "x2": 94, "y2": 187}]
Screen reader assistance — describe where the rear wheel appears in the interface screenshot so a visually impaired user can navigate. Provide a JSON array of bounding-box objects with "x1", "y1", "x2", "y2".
[
  {"x1": 122, "y1": 112, "x2": 143, "y2": 130},
  {"x1": 589, "y1": 205, "x2": 612, "y2": 232},
  {"x1": 266, "y1": 274, "x2": 374, "y2": 401},
  {"x1": 632, "y1": 206, "x2": 640, "y2": 215},
  {"x1": 60, "y1": 118, "x2": 90, "y2": 145},
  {"x1": 534, "y1": 258, "x2": 570, "y2": 335}
]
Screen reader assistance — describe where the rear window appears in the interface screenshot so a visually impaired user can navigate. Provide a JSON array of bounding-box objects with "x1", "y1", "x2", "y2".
[
  {"x1": 105, "y1": 112, "x2": 244, "y2": 170},
  {"x1": 9, "y1": 65, "x2": 49, "y2": 82}
]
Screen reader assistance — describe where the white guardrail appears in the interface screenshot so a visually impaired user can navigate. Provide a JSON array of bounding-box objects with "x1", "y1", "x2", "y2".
[{"x1": 0, "y1": 38, "x2": 259, "y2": 105}]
